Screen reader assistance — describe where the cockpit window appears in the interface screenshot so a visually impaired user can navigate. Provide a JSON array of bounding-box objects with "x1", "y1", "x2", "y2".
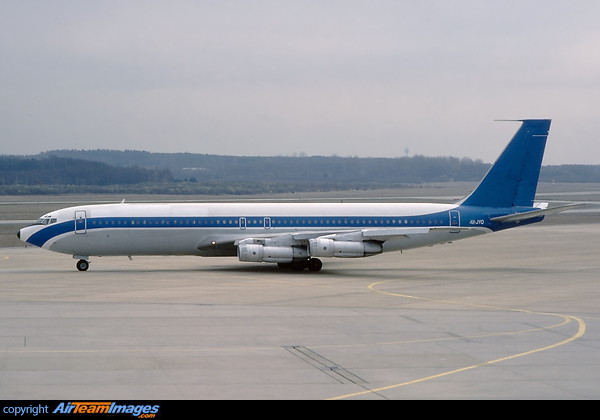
[{"x1": 35, "y1": 216, "x2": 56, "y2": 225}]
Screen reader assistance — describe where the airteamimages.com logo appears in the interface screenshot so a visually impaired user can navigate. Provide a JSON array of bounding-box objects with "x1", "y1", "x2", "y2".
[
  {"x1": 53, "y1": 402, "x2": 160, "y2": 417},
  {"x1": 3, "y1": 402, "x2": 161, "y2": 418}
]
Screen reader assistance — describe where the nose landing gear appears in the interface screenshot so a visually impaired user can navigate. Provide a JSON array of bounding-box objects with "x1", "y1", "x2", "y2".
[{"x1": 76, "y1": 259, "x2": 90, "y2": 272}]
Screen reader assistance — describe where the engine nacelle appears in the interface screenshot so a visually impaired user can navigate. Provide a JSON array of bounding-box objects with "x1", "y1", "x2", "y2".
[
  {"x1": 308, "y1": 238, "x2": 382, "y2": 258},
  {"x1": 237, "y1": 243, "x2": 308, "y2": 263}
]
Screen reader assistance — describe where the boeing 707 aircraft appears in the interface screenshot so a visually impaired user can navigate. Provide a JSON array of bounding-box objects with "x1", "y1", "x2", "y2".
[{"x1": 18, "y1": 119, "x2": 580, "y2": 272}]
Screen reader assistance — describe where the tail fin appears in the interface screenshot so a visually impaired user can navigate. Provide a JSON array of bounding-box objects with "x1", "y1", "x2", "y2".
[{"x1": 460, "y1": 119, "x2": 551, "y2": 208}]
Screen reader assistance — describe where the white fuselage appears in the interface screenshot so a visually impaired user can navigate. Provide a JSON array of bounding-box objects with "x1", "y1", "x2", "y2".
[{"x1": 19, "y1": 202, "x2": 486, "y2": 259}]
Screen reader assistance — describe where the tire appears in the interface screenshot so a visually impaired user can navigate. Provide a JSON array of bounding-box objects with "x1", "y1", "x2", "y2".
[
  {"x1": 291, "y1": 261, "x2": 306, "y2": 271},
  {"x1": 306, "y1": 258, "x2": 323, "y2": 272},
  {"x1": 76, "y1": 259, "x2": 89, "y2": 272}
]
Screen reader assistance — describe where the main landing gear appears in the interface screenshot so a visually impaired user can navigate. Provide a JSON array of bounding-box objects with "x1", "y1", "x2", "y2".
[
  {"x1": 76, "y1": 259, "x2": 90, "y2": 272},
  {"x1": 277, "y1": 258, "x2": 323, "y2": 272}
]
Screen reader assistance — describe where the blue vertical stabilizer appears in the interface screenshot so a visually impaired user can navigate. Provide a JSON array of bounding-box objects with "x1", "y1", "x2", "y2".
[{"x1": 460, "y1": 119, "x2": 551, "y2": 208}]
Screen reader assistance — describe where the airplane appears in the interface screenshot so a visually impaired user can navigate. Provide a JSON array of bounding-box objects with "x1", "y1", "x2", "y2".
[{"x1": 17, "y1": 119, "x2": 581, "y2": 272}]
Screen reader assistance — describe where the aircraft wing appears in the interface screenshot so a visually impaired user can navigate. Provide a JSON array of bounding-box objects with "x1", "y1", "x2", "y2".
[
  {"x1": 201, "y1": 225, "x2": 480, "y2": 246},
  {"x1": 490, "y1": 203, "x2": 585, "y2": 223},
  {"x1": 291, "y1": 227, "x2": 429, "y2": 242},
  {"x1": 198, "y1": 226, "x2": 483, "y2": 257},
  {"x1": 298, "y1": 226, "x2": 477, "y2": 242}
]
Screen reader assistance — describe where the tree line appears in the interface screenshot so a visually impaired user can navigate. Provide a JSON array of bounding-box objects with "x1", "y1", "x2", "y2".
[
  {"x1": 39, "y1": 149, "x2": 491, "y2": 183},
  {"x1": 0, "y1": 156, "x2": 171, "y2": 187},
  {"x1": 1, "y1": 151, "x2": 599, "y2": 195}
]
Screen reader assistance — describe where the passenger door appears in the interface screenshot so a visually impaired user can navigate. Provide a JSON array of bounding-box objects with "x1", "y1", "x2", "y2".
[
  {"x1": 75, "y1": 210, "x2": 87, "y2": 234},
  {"x1": 449, "y1": 210, "x2": 460, "y2": 227}
]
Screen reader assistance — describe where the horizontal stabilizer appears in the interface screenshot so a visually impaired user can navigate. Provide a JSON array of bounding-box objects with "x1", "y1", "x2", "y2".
[{"x1": 490, "y1": 203, "x2": 585, "y2": 223}]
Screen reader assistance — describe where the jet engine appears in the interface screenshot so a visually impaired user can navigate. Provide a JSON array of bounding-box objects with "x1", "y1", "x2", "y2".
[
  {"x1": 237, "y1": 239, "x2": 308, "y2": 263},
  {"x1": 308, "y1": 238, "x2": 382, "y2": 258}
]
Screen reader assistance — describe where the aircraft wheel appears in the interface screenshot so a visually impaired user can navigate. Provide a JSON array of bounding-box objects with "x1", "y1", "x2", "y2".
[
  {"x1": 291, "y1": 261, "x2": 307, "y2": 271},
  {"x1": 306, "y1": 258, "x2": 323, "y2": 272},
  {"x1": 76, "y1": 259, "x2": 89, "y2": 272}
]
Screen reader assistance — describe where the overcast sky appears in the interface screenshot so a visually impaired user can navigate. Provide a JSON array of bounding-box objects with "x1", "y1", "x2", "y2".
[{"x1": 1, "y1": 1, "x2": 599, "y2": 164}]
